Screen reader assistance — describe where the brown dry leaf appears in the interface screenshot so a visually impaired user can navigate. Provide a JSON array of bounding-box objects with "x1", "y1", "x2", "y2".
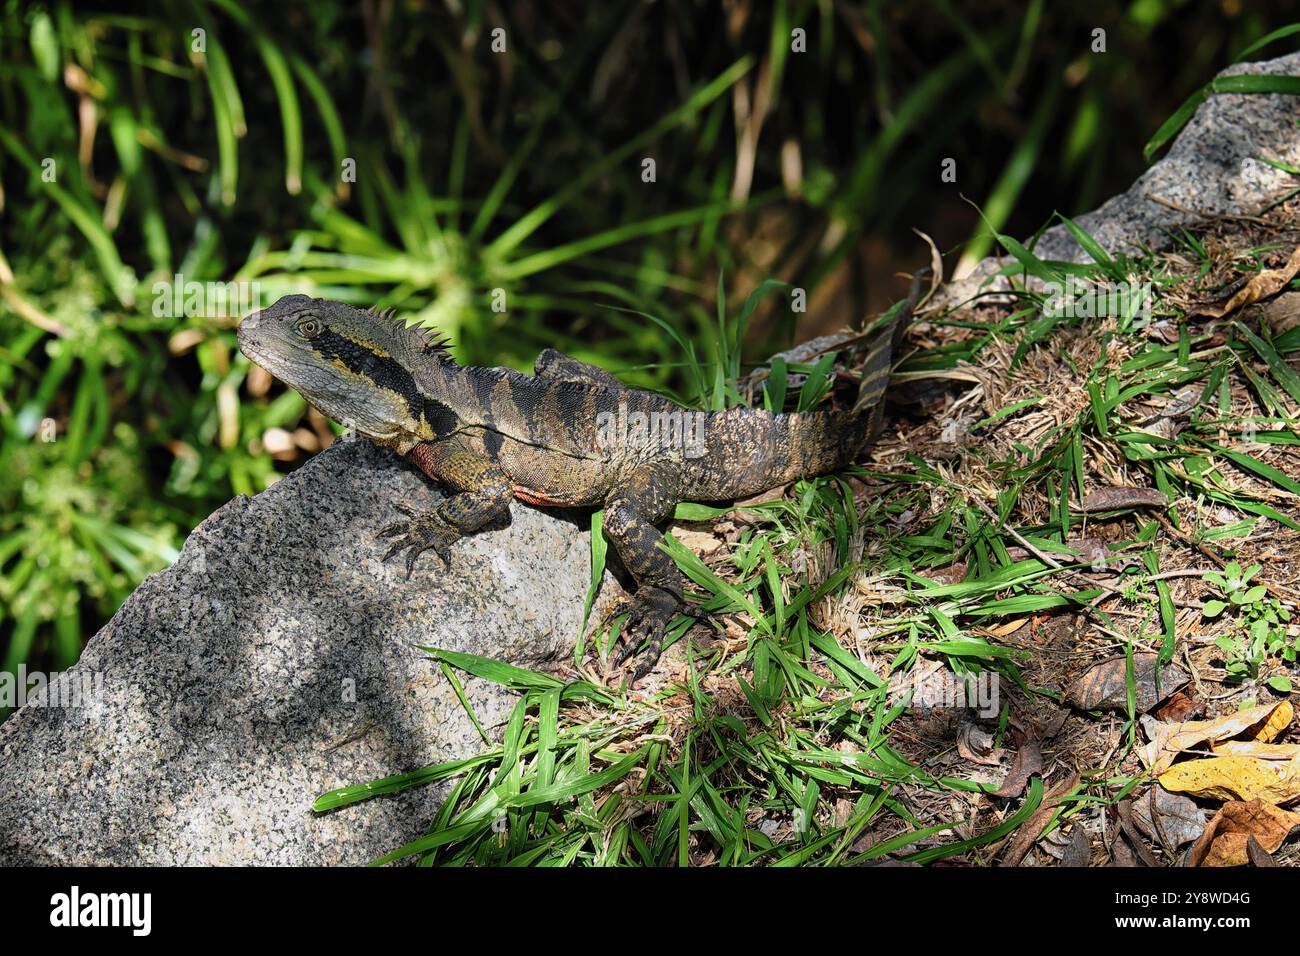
[
  {"x1": 1067, "y1": 652, "x2": 1188, "y2": 713},
  {"x1": 1035, "y1": 705, "x2": 1071, "y2": 741},
  {"x1": 1139, "y1": 700, "x2": 1293, "y2": 774},
  {"x1": 1116, "y1": 799, "x2": 1160, "y2": 866},
  {"x1": 671, "y1": 528, "x2": 723, "y2": 557},
  {"x1": 993, "y1": 730, "x2": 1042, "y2": 799},
  {"x1": 1261, "y1": 290, "x2": 1300, "y2": 336},
  {"x1": 1153, "y1": 690, "x2": 1203, "y2": 723},
  {"x1": 1187, "y1": 799, "x2": 1300, "y2": 867},
  {"x1": 1134, "y1": 788, "x2": 1207, "y2": 852},
  {"x1": 957, "y1": 721, "x2": 1003, "y2": 767},
  {"x1": 1188, "y1": 244, "x2": 1300, "y2": 318},
  {"x1": 1059, "y1": 825, "x2": 1092, "y2": 867},
  {"x1": 987, "y1": 618, "x2": 1028, "y2": 638},
  {"x1": 928, "y1": 562, "x2": 968, "y2": 586},
  {"x1": 1078, "y1": 487, "x2": 1168, "y2": 512},
  {"x1": 1110, "y1": 832, "x2": 1137, "y2": 867},
  {"x1": 998, "y1": 771, "x2": 1081, "y2": 867},
  {"x1": 1158, "y1": 755, "x2": 1300, "y2": 805},
  {"x1": 1246, "y1": 835, "x2": 1280, "y2": 867}
]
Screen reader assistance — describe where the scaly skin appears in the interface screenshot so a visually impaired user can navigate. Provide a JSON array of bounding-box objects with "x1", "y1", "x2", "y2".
[{"x1": 237, "y1": 290, "x2": 915, "y2": 683}]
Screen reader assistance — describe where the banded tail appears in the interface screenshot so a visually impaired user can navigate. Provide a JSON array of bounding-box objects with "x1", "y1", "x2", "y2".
[
  {"x1": 852, "y1": 267, "x2": 928, "y2": 417},
  {"x1": 766, "y1": 269, "x2": 927, "y2": 487}
]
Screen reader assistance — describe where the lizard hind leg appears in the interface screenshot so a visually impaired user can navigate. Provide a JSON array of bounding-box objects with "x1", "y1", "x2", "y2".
[{"x1": 599, "y1": 465, "x2": 696, "y2": 684}]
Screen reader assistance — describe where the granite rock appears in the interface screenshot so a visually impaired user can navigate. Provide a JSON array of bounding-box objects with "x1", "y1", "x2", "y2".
[
  {"x1": 0, "y1": 437, "x2": 599, "y2": 865},
  {"x1": 936, "y1": 51, "x2": 1300, "y2": 309}
]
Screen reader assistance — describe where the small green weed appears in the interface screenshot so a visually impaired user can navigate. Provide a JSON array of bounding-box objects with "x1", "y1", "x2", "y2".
[{"x1": 1201, "y1": 562, "x2": 1296, "y2": 689}]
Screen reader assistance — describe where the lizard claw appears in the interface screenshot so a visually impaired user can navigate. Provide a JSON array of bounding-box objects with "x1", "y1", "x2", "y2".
[
  {"x1": 603, "y1": 587, "x2": 684, "y2": 687},
  {"x1": 596, "y1": 597, "x2": 633, "y2": 636},
  {"x1": 379, "y1": 503, "x2": 420, "y2": 539},
  {"x1": 378, "y1": 508, "x2": 459, "y2": 577}
]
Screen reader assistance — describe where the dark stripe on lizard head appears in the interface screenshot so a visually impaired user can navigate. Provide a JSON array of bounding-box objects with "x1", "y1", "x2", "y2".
[{"x1": 313, "y1": 327, "x2": 454, "y2": 436}]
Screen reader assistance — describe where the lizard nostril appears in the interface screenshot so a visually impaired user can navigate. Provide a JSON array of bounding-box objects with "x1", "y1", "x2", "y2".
[{"x1": 240, "y1": 312, "x2": 262, "y2": 333}]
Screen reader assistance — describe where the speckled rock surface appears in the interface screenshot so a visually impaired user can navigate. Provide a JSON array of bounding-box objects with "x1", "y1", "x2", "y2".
[
  {"x1": 936, "y1": 51, "x2": 1300, "y2": 308},
  {"x1": 0, "y1": 437, "x2": 599, "y2": 865}
]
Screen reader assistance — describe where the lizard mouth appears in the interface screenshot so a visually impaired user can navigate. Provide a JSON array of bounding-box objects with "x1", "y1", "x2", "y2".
[
  {"x1": 236, "y1": 312, "x2": 267, "y2": 363},
  {"x1": 236, "y1": 313, "x2": 298, "y2": 383}
]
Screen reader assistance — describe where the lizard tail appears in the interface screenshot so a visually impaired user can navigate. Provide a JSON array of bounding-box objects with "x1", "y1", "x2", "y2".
[
  {"x1": 851, "y1": 266, "x2": 928, "y2": 418},
  {"x1": 765, "y1": 266, "x2": 931, "y2": 489}
]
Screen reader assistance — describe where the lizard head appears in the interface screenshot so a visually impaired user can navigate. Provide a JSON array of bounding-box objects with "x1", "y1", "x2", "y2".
[{"x1": 238, "y1": 294, "x2": 454, "y2": 448}]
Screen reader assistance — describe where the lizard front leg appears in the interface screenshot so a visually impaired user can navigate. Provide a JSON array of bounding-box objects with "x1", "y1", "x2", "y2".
[
  {"x1": 380, "y1": 441, "x2": 511, "y2": 577},
  {"x1": 599, "y1": 464, "x2": 696, "y2": 684}
]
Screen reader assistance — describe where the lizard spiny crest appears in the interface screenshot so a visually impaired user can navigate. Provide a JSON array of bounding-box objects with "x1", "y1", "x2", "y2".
[{"x1": 366, "y1": 305, "x2": 453, "y2": 357}]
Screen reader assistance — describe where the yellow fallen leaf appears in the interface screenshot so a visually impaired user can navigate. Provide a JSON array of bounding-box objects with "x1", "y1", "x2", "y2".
[
  {"x1": 1210, "y1": 740, "x2": 1300, "y2": 760},
  {"x1": 1159, "y1": 755, "x2": 1300, "y2": 805},
  {"x1": 1188, "y1": 799, "x2": 1300, "y2": 867},
  {"x1": 1257, "y1": 701, "x2": 1294, "y2": 743},
  {"x1": 1140, "y1": 701, "x2": 1293, "y2": 774}
]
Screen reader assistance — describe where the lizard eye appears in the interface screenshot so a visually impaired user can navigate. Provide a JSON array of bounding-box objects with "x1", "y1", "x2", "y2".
[{"x1": 295, "y1": 316, "x2": 323, "y2": 339}]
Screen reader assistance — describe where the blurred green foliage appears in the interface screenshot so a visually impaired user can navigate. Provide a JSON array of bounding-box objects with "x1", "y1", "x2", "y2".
[{"x1": 2, "y1": 0, "x2": 1300, "y2": 690}]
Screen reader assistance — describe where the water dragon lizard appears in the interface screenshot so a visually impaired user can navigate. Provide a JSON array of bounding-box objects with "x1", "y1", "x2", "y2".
[{"x1": 237, "y1": 284, "x2": 918, "y2": 683}]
